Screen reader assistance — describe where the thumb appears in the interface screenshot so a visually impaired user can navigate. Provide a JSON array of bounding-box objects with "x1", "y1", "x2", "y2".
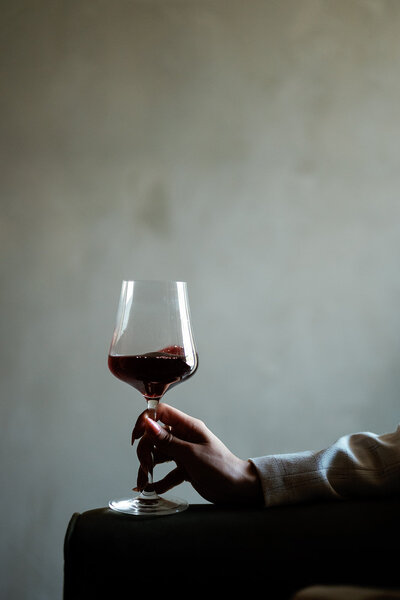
[{"x1": 145, "y1": 417, "x2": 186, "y2": 456}]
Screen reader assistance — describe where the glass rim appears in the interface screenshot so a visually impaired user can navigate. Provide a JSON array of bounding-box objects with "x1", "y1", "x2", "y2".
[{"x1": 121, "y1": 279, "x2": 188, "y2": 285}]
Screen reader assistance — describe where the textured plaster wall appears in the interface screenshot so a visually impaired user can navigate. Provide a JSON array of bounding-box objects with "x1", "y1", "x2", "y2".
[{"x1": 1, "y1": 1, "x2": 400, "y2": 597}]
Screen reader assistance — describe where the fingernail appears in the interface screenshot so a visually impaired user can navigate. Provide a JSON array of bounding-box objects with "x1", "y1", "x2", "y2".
[
  {"x1": 146, "y1": 417, "x2": 162, "y2": 434},
  {"x1": 131, "y1": 426, "x2": 139, "y2": 445}
]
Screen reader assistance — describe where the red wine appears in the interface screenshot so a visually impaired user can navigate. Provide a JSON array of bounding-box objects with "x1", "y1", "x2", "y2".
[{"x1": 108, "y1": 346, "x2": 197, "y2": 399}]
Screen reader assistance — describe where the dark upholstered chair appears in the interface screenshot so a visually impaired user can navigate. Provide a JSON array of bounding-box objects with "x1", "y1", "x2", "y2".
[{"x1": 64, "y1": 498, "x2": 400, "y2": 599}]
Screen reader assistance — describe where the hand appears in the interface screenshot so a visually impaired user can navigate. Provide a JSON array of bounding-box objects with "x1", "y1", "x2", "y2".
[{"x1": 131, "y1": 403, "x2": 263, "y2": 506}]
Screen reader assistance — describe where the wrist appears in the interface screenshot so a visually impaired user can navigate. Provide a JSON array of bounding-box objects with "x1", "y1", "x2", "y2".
[
  {"x1": 236, "y1": 458, "x2": 264, "y2": 505},
  {"x1": 246, "y1": 459, "x2": 264, "y2": 505}
]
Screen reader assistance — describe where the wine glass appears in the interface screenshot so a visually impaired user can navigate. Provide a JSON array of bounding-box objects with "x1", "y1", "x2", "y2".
[{"x1": 107, "y1": 280, "x2": 198, "y2": 516}]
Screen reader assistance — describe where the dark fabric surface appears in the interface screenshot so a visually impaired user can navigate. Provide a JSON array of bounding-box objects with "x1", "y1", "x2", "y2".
[{"x1": 64, "y1": 499, "x2": 400, "y2": 599}]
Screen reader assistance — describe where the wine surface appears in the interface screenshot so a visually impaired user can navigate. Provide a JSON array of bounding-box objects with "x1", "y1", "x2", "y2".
[{"x1": 108, "y1": 346, "x2": 196, "y2": 398}]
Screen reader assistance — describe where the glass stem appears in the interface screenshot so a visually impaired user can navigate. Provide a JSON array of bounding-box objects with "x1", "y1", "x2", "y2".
[{"x1": 139, "y1": 398, "x2": 159, "y2": 499}]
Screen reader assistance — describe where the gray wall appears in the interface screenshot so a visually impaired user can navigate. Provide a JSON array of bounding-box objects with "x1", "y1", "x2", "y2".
[{"x1": 2, "y1": 1, "x2": 400, "y2": 597}]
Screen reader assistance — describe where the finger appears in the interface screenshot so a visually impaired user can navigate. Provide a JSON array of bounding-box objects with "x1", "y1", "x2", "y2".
[
  {"x1": 145, "y1": 417, "x2": 191, "y2": 459},
  {"x1": 135, "y1": 465, "x2": 186, "y2": 494},
  {"x1": 135, "y1": 464, "x2": 148, "y2": 491},
  {"x1": 131, "y1": 408, "x2": 173, "y2": 444},
  {"x1": 131, "y1": 410, "x2": 171, "y2": 445},
  {"x1": 132, "y1": 403, "x2": 206, "y2": 444},
  {"x1": 150, "y1": 404, "x2": 208, "y2": 443},
  {"x1": 152, "y1": 466, "x2": 186, "y2": 495},
  {"x1": 131, "y1": 407, "x2": 169, "y2": 444},
  {"x1": 131, "y1": 411, "x2": 147, "y2": 444},
  {"x1": 145, "y1": 417, "x2": 186, "y2": 450},
  {"x1": 136, "y1": 434, "x2": 172, "y2": 470},
  {"x1": 131, "y1": 404, "x2": 183, "y2": 443},
  {"x1": 135, "y1": 435, "x2": 154, "y2": 474}
]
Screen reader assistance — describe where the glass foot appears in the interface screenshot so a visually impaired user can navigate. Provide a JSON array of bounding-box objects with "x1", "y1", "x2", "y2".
[{"x1": 109, "y1": 491, "x2": 188, "y2": 516}]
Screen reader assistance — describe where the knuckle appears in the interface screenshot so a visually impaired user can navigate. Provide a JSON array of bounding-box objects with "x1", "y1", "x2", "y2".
[{"x1": 190, "y1": 417, "x2": 207, "y2": 436}]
